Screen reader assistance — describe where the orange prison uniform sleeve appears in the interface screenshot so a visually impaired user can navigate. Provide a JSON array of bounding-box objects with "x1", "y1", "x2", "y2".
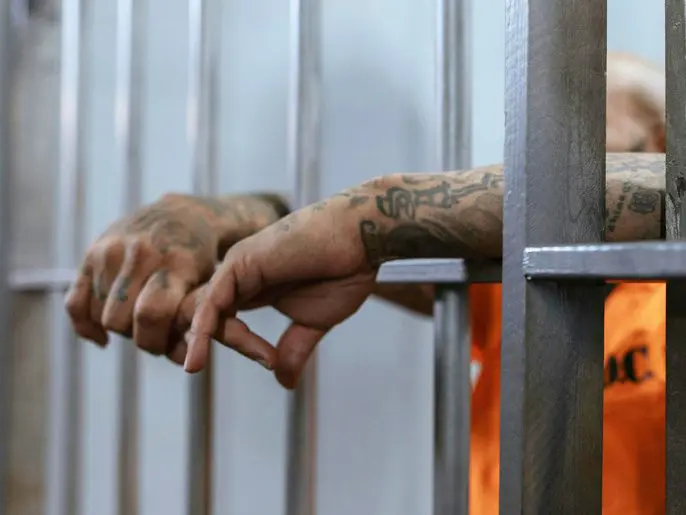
[{"x1": 468, "y1": 283, "x2": 666, "y2": 515}]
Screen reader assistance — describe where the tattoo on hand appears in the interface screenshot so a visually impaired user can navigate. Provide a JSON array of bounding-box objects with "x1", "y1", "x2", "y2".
[
  {"x1": 116, "y1": 277, "x2": 131, "y2": 303},
  {"x1": 155, "y1": 269, "x2": 170, "y2": 289},
  {"x1": 93, "y1": 275, "x2": 107, "y2": 301}
]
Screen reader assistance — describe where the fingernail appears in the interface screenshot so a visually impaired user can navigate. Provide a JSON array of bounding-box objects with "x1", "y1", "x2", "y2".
[
  {"x1": 183, "y1": 331, "x2": 193, "y2": 371},
  {"x1": 256, "y1": 358, "x2": 272, "y2": 371}
]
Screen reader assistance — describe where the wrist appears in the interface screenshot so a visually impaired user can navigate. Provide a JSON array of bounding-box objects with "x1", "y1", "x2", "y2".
[
  {"x1": 213, "y1": 193, "x2": 292, "y2": 258},
  {"x1": 250, "y1": 193, "x2": 292, "y2": 220}
]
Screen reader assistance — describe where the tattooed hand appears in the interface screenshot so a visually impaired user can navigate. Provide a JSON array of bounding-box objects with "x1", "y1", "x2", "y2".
[
  {"x1": 184, "y1": 188, "x2": 382, "y2": 389},
  {"x1": 183, "y1": 154, "x2": 665, "y2": 388},
  {"x1": 65, "y1": 192, "x2": 288, "y2": 366}
]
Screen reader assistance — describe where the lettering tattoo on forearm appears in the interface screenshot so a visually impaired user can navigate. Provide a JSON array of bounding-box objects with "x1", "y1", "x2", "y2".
[
  {"x1": 358, "y1": 153, "x2": 665, "y2": 268},
  {"x1": 375, "y1": 173, "x2": 499, "y2": 221},
  {"x1": 628, "y1": 187, "x2": 661, "y2": 214},
  {"x1": 358, "y1": 169, "x2": 504, "y2": 268}
]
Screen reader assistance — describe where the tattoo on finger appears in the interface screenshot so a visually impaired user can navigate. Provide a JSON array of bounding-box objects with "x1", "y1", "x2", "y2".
[
  {"x1": 93, "y1": 275, "x2": 108, "y2": 301},
  {"x1": 116, "y1": 277, "x2": 131, "y2": 303},
  {"x1": 155, "y1": 269, "x2": 170, "y2": 289}
]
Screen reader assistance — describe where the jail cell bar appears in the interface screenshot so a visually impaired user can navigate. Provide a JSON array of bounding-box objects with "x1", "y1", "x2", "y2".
[
  {"x1": 434, "y1": 0, "x2": 472, "y2": 512},
  {"x1": 379, "y1": 0, "x2": 477, "y2": 512},
  {"x1": 285, "y1": 0, "x2": 322, "y2": 514},
  {"x1": 0, "y1": 1, "x2": 13, "y2": 515},
  {"x1": 45, "y1": 0, "x2": 89, "y2": 513},
  {"x1": 665, "y1": 0, "x2": 686, "y2": 511},
  {"x1": 378, "y1": 4, "x2": 686, "y2": 515},
  {"x1": 187, "y1": 0, "x2": 221, "y2": 513},
  {"x1": 113, "y1": 0, "x2": 145, "y2": 513}
]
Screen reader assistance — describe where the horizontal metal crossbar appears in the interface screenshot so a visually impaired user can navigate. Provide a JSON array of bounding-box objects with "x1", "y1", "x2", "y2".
[
  {"x1": 524, "y1": 242, "x2": 686, "y2": 280},
  {"x1": 13, "y1": 242, "x2": 684, "y2": 293},
  {"x1": 8, "y1": 268, "x2": 77, "y2": 291},
  {"x1": 376, "y1": 258, "x2": 502, "y2": 284}
]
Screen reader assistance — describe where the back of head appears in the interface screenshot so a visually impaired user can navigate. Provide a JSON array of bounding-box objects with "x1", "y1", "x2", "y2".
[{"x1": 606, "y1": 51, "x2": 665, "y2": 152}]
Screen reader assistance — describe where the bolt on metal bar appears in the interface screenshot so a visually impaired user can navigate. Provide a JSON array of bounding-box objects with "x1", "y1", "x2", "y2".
[
  {"x1": 0, "y1": 2, "x2": 14, "y2": 515},
  {"x1": 285, "y1": 0, "x2": 322, "y2": 514},
  {"x1": 187, "y1": 0, "x2": 221, "y2": 512},
  {"x1": 433, "y1": 0, "x2": 472, "y2": 512},
  {"x1": 500, "y1": 0, "x2": 607, "y2": 513},
  {"x1": 113, "y1": 0, "x2": 146, "y2": 513},
  {"x1": 665, "y1": 0, "x2": 686, "y2": 511},
  {"x1": 46, "y1": 0, "x2": 90, "y2": 514}
]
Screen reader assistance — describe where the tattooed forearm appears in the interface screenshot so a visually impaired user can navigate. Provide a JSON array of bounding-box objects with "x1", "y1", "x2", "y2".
[{"x1": 354, "y1": 153, "x2": 665, "y2": 268}]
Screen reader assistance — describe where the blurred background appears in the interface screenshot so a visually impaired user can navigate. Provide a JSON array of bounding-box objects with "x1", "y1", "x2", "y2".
[{"x1": 4, "y1": 0, "x2": 663, "y2": 514}]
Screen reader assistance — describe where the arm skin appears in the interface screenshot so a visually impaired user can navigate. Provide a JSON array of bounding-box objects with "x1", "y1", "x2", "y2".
[
  {"x1": 182, "y1": 192, "x2": 437, "y2": 316},
  {"x1": 351, "y1": 153, "x2": 663, "y2": 267},
  {"x1": 202, "y1": 153, "x2": 663, "y2": 317}
]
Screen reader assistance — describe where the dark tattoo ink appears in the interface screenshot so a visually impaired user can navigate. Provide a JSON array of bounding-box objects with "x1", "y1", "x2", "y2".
[
  {"x1": 93, "y1": 275, "x2": 107, "y2": 301},
  {"x1": 629, "y1": 187, "x2": 660, "y2": 214},
  {"x1": 376, "y1": 173, "x2": 495, "y2": 221},
  {"x1": 149, "y1": 219, "x2": 210, "y2": 253},
  {"x1": 606, "y1": 182, "x2": 632, "y2": 233},
  {"x1": 155, "y1": 269, "x2": 170, "y2": 289},
  {"x1": 359, "y1": 221, "x2": 386, "y2": 267},
  {"x1": 348, "y1": 195, "x2": 369, "y2": 208},
  {"x1": 376, "y1": 187, "x2": 416, "y2": 220},
  {"x1": 116, "y1": 277, "x2": 131, "y2": 302},
  {"x1": 334, "y1": 191, "x2": 370, "y2": 209}
]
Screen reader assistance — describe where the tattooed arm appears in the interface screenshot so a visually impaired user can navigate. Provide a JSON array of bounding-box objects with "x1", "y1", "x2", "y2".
[
  {"x1": 355, "y1": 153, "x2": 664, "y2": 266},
  {"x1": 185, "y1": 152, "x2": 666, "y2": 382},
  {"x1": 66, "y1": 191, "x2": 290, "y2": 365}
]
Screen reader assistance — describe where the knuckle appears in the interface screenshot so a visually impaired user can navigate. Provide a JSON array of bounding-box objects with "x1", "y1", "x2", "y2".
[
  {"x1": 99, "y1": 239, "x2": 126, "y2": 267},
  {"x1": 134, "y1": 302, "x2": 173, "y2": 328},
  {"x1": 64, "y1": 294, "x2": 85, "y2": 320},
  {"x1": 125, "y1": 238, "x2": 148, "y2": 262},
  {"x1": 101, "y1": 310, "x2": 131, "y2": 334}
]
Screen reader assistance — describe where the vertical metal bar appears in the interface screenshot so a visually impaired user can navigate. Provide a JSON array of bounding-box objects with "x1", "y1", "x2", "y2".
[
  {"x1": 433, "y1": 0, "x2": 472, "y2": 513},
  {"x1": 187, "y1": 0, "x2": 220, "y2": 512},
  {"x1": 433, "y1": 286, "x2": 471, "y2": 515},
  {"x1": 46, "y1": 0, "x2": 89, "y2": 514},
  {"x1": 500, "y1": 0, "x2": 606, "y2": 513},
  {"x1": 114, "y1": 0, "x2": 145, "y2": 513},
  {"x1": 665, "y1": 0, "x2": 686, "y2": 512},
  {"x1": 0, "y1": 2, "x2": 14, "y2": 515},
  {"x1": 285, "y1": 0, "x2": 322, "y2": 514},
  {"x1": 436, "y1": 0, "x2": 471, "y2": 170}
]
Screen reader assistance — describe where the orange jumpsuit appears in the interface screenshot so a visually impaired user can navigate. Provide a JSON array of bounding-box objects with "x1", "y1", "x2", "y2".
[{"x1": 468, "y1": 283, "x2": 666, "y2": 515}]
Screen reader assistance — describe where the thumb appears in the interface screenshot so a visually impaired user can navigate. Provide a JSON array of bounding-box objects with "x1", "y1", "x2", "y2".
[{"x1": 275, "y1": 323, "x2": 328, "y2": 389}]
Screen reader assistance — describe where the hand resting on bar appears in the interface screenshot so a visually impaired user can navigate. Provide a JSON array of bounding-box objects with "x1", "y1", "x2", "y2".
[{"x1": 66, "y1": 51, "x2": 667, "y2": 388}]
